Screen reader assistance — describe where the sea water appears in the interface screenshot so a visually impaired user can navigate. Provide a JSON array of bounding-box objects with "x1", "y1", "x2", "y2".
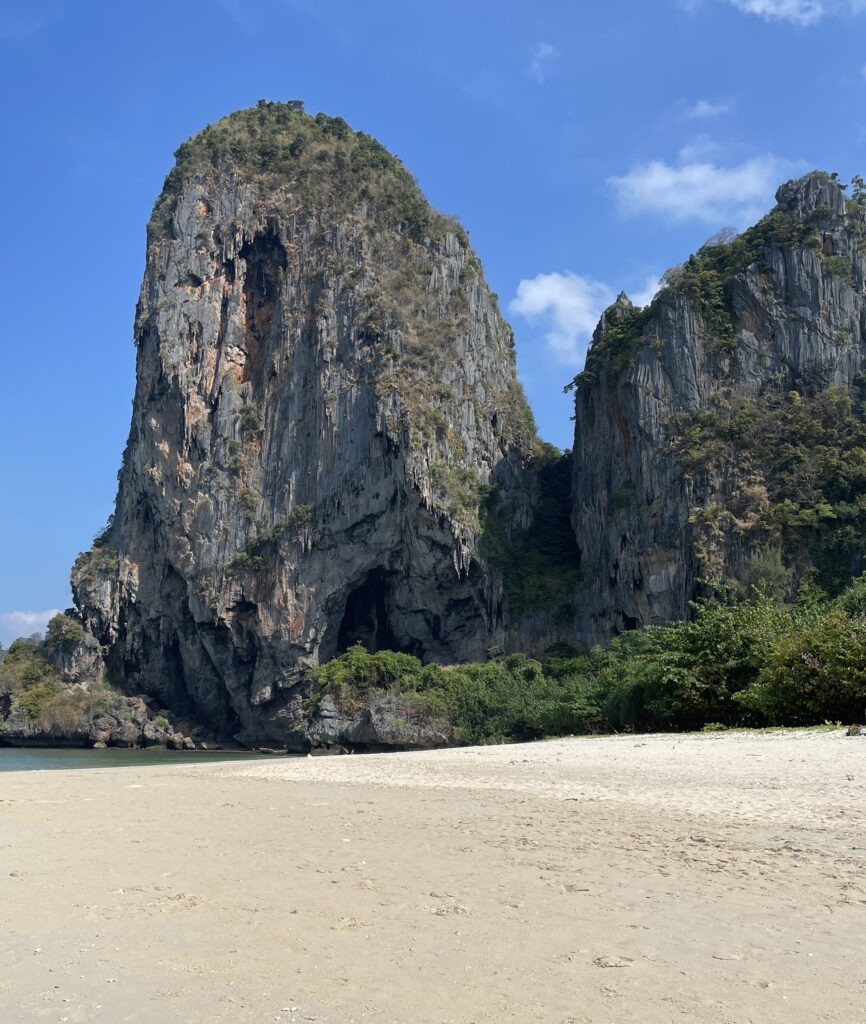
[{"x1": 0, "y1": 747, "x2": 276, "y2": 772}]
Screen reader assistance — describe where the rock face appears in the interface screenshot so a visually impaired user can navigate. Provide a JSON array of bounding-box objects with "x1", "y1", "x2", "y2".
[
  {"x1": 42, "y1": 628, "x2": 105, "y2": 686},
  {"x1": 0, "y1": 625, "x2": 209, "y2": 750},
  {"x1": 0, "y1": 692, "x2": 206, "y2": 750},
  {"x1": 306, "y1": 694, "x2": 452, "y2": 752},
  {"x1": 571, "y1": 172, "x2": 866, "y2": 643},
  {"x1": 73, "y1": 102, "x2": 538, "y2": 746},
  {"x1": 70, "y1": 108, "x2": 866, "y2": 748},
  {"x1": 0, "y1": 695, "x2": 193, "y2": 750}
]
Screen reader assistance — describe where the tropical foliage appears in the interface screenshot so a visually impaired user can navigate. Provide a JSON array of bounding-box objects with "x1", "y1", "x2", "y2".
[{"x1": 311, "y1": 574, "x2": 866, "y2": 742}]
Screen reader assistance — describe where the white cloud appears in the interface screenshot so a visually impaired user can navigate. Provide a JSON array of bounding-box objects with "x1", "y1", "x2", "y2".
[
  {"x1": 509, "y1": 271, "x2": 663, "y2": 368},
  {"x1": 528, "y1": 42, "x2": 560, "y2": 84},
  {"x1": 608, "y1": 148, "x2": 804, "y2": 225},
  {"x1": 676, "y1": 135, "x2": 723, "y2": 162},
  {"x1": 510, "y1": 273, "x2": 613, "y2": 366},
  {"x1": 684, "y1": 0, "x2": 866, "y2": 21},
  {"x1": 725, "y1": 0, "x2": 866, "y2": 21},
  {"x1": 729, "y1": 0, "x2": 824, "y2": 23},
  {"x1": 0, "y1": 609, "x2": 60, "y2": 645},
  {"x1": 683, "y1": 99, "x2": 732, "y2": 119}
]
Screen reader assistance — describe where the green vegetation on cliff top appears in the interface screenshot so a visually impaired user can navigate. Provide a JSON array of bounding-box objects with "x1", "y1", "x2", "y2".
[
  {"x1": 152, "y1": 99, "x2": 463, "y2": 247},
  {"x1": 148, "y1": 99, "x2": 539, "y2": 526},
  {"x1": 573, "y1": 171, "x2": 865, "y2": 388}
]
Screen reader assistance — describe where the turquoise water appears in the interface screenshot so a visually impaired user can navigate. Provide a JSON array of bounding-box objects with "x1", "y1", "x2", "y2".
[{"x1": 0, "y1": 747, "x2": 277, "y2": 772}]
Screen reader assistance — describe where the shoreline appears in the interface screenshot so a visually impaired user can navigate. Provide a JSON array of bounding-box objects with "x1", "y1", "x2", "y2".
[
  {"x1": 2, "y1": 729, "x2": 864, "y2": 1023},
  {"x1": 0, "y1": 719, "x2": 855, "y2": 757}
]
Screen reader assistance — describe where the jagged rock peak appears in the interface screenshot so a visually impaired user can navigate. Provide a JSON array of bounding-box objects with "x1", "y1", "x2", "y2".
[
  {"x1": 775, "y1": 170, "x2": 847, "y2": 219},
  {"x1": 571, "y1": 168, "x2": 866, "y2": 645},
  {"x1": 72, "y1": 101, "x2": 541, "y2": 747},
  {"x1": 607, "y1": 291, "x2": 637, "y2": 322}
]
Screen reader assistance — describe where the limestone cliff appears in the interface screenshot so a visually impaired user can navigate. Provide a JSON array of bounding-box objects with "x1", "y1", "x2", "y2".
[
  {"x1": 0, "y1": 623, "x2": 208, "y2": 750},
  {"x1": 571, "y1": 172, "x2": 866, "y2": 643},
  {"x1": 70, "y1": 103, "x2": 866, "y2": 747},
  {"x1": 73, "y1": 102, "x2": 539, "y2": 746}
]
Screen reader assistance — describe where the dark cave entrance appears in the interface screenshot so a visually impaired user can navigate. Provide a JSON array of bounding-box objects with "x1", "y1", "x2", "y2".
[{"x1": 337, "y1": 569, "x2": 401, "y2": 655}]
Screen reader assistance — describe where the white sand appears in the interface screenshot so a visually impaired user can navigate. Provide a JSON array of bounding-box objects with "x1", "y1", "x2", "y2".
[{"x1": 1, "y1": 729, "x2": 864, "y2": 1023}]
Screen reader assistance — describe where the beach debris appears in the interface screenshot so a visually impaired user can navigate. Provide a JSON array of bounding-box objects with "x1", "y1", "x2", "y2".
[
  {"x1": 593, "y1": 955, "x2": 633, "y2": 968},
  {"x1": 424, "y1": 900, "x2": 472, "y2": 916}
]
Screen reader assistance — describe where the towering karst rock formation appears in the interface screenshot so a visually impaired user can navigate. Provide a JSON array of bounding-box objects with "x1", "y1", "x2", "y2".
[
  {"x1": 71, "y1": 99, "x2": 866, "y2": 747},
  {"x1": 570, "y1": 171, "x2": 866, "y2": 643},
  {"x1": 73, "y1": 102, "x2": 540, "y2": 744}
]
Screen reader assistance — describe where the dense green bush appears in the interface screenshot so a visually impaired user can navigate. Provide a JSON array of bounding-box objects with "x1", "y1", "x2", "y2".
[
  {"x1": 594, "y1": 600, "x2": 799, "y2": 730},
  {"x1": 45, "y1": 613, "x2": 85, "y2": 649},
  {"x1": 737, "y1": 609, "x2": 866, "y2": 724},
  {"x1": 309, "y1": 646, "x2": 606, "y2": 745},
  {"x1": 0, "y1": 640, "x2": 59, "y2": 692},
  {"x1": 17, "y1": 681, "x2": 63, "y2": 718},
  {"x1": 310, "y1": 579, "x2": 866, "y2": 743}
]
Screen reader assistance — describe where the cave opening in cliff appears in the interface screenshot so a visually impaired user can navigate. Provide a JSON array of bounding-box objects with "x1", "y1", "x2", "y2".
[{"x1": 337, "y1": 569, "x2": 403, "y2": 655}]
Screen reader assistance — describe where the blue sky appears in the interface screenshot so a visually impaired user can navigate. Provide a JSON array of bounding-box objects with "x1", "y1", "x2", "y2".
[{"x1": 1, "y1": 0, "x2": 865, "y2": 643}]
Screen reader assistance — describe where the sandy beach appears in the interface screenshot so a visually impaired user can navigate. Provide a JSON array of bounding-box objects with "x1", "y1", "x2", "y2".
[{"x1": 1, "y1": 729, "x2": 864, "y2": 1023}]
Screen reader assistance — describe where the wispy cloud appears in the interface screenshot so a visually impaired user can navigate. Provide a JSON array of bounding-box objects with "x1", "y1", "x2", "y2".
[
  {"x1": 727, "y1": 0, "x2": 866, "y2": 22},
  {"x1": 608, "y1": 146, "x2": 805, "y2": 225},
  {"x1": 683, "y1": 0, "x2": 865, "y2": 22},
  {"x1": 676, "y1": 135, "x2": 724, "y2": 162},
  {"x1": 683, "y1": 99, "x2": 732, "y2": 119},
  {"x1": 0, "y1": 609, "x2": 60, "y2": 646},
  {"x1": 528, "y1": 42, "x2": 560, "y2": 84},
  {"x1": 729, "y1": 0, "x2": 824, "y2": 23}
]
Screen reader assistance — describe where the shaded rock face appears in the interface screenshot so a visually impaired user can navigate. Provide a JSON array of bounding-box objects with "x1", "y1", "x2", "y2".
[
  {"x1": 0, "y1": 687, "x2": 200, "y2": 751},
  {"x1": 571, "y1": 172, "x2": 866, "y2": 644},
  {"x1": 74, "y1": 104, "x2": 537, "y2": 746},
  {"x1": 307, "y1": 694, "x2": 451, "y2": 752}
]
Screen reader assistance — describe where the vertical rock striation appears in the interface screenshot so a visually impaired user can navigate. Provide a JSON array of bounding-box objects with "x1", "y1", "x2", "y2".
[
  {"x1": 71, "y1": 107, "x2": 866, "y2": 745},
  {"x1": 73, "y1": 102, "x2": 539, "y2": 745},
  {"x1": 571, "y1": 172, "x2": 866, "y2": 644}
]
